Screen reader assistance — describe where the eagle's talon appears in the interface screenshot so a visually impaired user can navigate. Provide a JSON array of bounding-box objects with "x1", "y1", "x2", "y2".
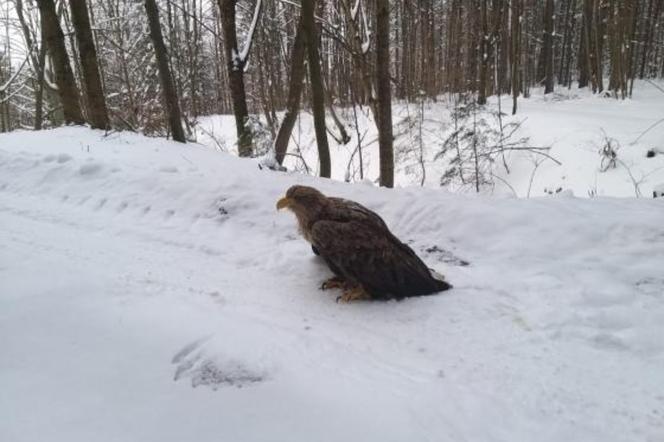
[
  {"x1": 321, "y1": 276, "x2": 346, "y2": 291},
  {"x1": 337, "y1": 286, "x2": 371, "y2": 303}
]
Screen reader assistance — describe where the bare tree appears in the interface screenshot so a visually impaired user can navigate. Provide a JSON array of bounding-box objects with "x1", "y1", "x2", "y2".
[
  {"x1": 511, "y1": 0, "x2": 521, "y2": 114},
  {"x1": 37, "y1": 0, "x2": 85, "y2": 125},
  {"x1": 477, "y1": 0, "x2": 489, "y2": 105},
  {"x1": 144, "y1": 0, "x2": 186, "y2": 142},
  {"x1": 274, "y1": 10, "x2": 306, "y2": 165},
  {"x1": 375, "y1": 0, "x2": 394, "y2": 187},
  {"x1": 539, "y1": 0, "x2": 555, "y2": 94},
  {"x1": 70, "y1": 0, "x2": 109, "y2": 129},
  {"x1": 217, "y1": 0, "x2": 262, "y2": 157},
  {"x1": 302, "y1": 0, "x2": 331, "y2": 178}
]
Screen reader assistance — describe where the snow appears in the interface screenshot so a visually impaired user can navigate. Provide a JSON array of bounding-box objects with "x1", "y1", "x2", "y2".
[
  {"x1": 351, "y1": 0, "x2": 361, "y2": 21},
  {"x1": 237, "y1": 0, "x2": 262, "y2": 68},
  {"x1": 197, "y1": 80, "x2": 664, "y2": 198},
  {"x1": 1, "y1": 125, "x2": 663, "y2": 441}
]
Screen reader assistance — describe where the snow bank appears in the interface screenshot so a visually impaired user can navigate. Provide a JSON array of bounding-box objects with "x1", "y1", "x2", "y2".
[{"x1": 1, "y1": 127, "x2": 663, "y2": 441}]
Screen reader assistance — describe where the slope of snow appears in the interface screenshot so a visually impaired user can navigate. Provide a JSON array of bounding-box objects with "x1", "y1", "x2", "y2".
[
  {"x1": 197, "y1": 81, "x2": 664, "y2": 198},
  {"x1": 1, "y1": 127, "x2": 663, "y2": 442}
]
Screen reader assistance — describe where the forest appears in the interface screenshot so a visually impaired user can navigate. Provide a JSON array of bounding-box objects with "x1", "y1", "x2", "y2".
[{"x1": 1, "y1": 0, "x2": 663, "y2": 188}]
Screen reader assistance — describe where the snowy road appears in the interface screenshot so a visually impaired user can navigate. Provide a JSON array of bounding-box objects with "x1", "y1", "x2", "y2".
[{"x1": 1, "y1": 128, "x2": 663, "y2": 441}]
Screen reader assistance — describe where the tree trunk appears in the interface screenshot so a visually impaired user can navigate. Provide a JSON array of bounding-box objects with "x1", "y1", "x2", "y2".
[
  {"x1": 579, "y1": 0, "x2": 593, "y2": 89},
  {"x1": 16, "y1": 0, "x2": 45, "y2": 129},
  {"x1": 593, "y1": 0, "x2": 606, "y2": 93},
  {"x1": 35, "y1": 37, "x2": 47, "y2": 130},
  {"x1": 218, "y1": 0, "x2": 253, "y2": 156},
  {"x1": 70, "y1": 0, "x2": 109, "y2": 129},
  {"x1": 563, "y1": 0, "x2": 577, "y2": 87},
  {"x1": 478, "y1": 0, "x2": 489, "y2": 104},
  {"x1": 302, "y1": 0, "x2": 331, "y2": 178},
  {"x1": 145, "y1": 0, "x2": 186, "y2": 142},
  {"x1": 401, "y1": 1, "x2": 411, "y2": 98},
  {"x1": 540, "y1": 0, "x2": 555, "y2": 93},
  {"x1": 639, "y1": 0, "x2": 660, "y2": 78},
  {"x1": 274, "y1": 11, "x2": 306, "y2": 165},
  {"x1": 375, "y1": 0, "x2": 394, "y2": 187},
  {"x1": 558, "y1": 0, "x2": 573, "y2": 85},
  {"x1": 511, "y1": 0, "x2": 521, "y2": 114},
  {"x1": 37, "y1": 0, "x2": 85, "y2": 125}
]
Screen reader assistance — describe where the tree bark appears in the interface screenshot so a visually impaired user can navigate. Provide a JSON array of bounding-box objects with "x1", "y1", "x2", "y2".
[
  {"x1": 35, "y1": 37, "x2": 47, "y2": 130},
  {"x1": 478, "y1": 0, "x2": 489, "y2": 104},
  {"x1": 16, "y1": 0, "x2": 45, "y2": 129},
  {"x1": 274, "y1": 12, "x2": 306, "y2": 165},
  {"x1": 540, "y1": 0, "x2": 555, "y2": 93},
  {"x1": 70, "y1": 0, "x2": 109, "y2": 129},
  {"x1": 511, "y1": 0, "x2": 521, "y2": 114},
  {"x1": 145, "y1": 0, "x2": 186, "y2": 142},
  {"x1": 302, "y1": 0, "x2": 331, "y2": 178},
  {"x1": 218, "y1": 0, "x2": 253, "y2": 157},
  {"x1": 375, "y1": 0, "x2": 394, "y2": 187},
  {"x1": 37, "y1": 0, "x2": 85, "y2": 125},
  {"x1": 578, "y1": 0, "x2": 590, "y2": 88},
  {"x1": 638, "y1": 0, "x2": 660, "y2": 78}
]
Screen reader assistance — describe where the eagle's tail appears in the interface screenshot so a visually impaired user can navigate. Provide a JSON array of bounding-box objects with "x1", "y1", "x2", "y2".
[
  {"x1": 396, "y1": 268, "x2": 452, "y2": 299},
  {"x1": 429, "y1": 268, "x2": 453, "y2": 292}
]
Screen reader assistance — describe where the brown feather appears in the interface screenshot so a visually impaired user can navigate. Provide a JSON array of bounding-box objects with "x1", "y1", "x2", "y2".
[{"x1": 278, "y1": 185, "x2": 451, "y2": 299}]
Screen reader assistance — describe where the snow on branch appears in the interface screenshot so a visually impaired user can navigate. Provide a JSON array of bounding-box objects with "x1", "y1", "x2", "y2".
[
  {"x1": 0, "y1": 84, "x2": 28, "y2": 104},
  {"x1": 0, "y1": 56, "x2": 29, "y2": 93},
  {"x1": 236, "y1": 0, "x2": 263, "y2": 69},
  {"x1": 351, "y1": 0, "x2": 361, "y2": 21},
  {"x1": 355, "y1": 0, "x2": 371, "y2": 55}
]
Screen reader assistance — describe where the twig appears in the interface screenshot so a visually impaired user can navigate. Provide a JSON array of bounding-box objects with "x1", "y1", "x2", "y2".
[
  {"x1": 645, "y1": 79, "x2": 664, "y2": 95},
  {"x1": 490, "y1": 172, "x2": 518, "y2": 197},
  {"x1": 196, "y1": 124, "x2": 226, "y2": 151},
  {"x1": 630, "y1": 118, "x2": 664, "y2": 145},
  {"x1": 616, "y1": 158, "x2": 643, "y2": 198},
  {"x1": 486, "y1": 146, "x2": 562, "y2": 165},
  {"x1": 526, "y1": 157, "x2": 544, "y2": 198}
]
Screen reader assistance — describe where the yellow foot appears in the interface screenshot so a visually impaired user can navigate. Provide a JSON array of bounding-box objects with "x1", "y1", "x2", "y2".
[
  {"x1": 321, "y1": 276, "x2": 346, "y2": 290},
  {"x1": 336, "y1": 286, "x2": 371, "y2": 303}
]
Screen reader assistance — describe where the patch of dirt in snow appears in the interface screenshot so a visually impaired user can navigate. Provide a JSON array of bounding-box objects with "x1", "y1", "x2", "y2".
[{"x1": 420, "y1": 244, "x2": 470, "y2": 266}]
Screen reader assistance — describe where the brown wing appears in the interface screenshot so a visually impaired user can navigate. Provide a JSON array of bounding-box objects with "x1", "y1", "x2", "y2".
[
  {"x1": 326, "y1": 197, "x2": 390, "y2": 230},
  {"x1": 310, "y1": 219, "x2": 451, "y2": 300}
]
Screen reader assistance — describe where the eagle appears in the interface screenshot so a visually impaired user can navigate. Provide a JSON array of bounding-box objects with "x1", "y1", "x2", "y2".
[{"x1": 277, "y1": 185, "x2": 452, "y2": 302}]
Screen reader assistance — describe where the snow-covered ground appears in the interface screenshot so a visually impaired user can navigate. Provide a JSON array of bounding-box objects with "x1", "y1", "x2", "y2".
[
  {"x1": 1, "y1": 126, "x2": 663, "y2": 441},
  {"x1": 198, "y1": 81, "x2": 664, "y2": 198}
]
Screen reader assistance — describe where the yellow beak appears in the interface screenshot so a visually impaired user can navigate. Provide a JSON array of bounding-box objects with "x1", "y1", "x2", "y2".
[{"x1": 276, "y1": 196, "x2": 291, "y2": 210}]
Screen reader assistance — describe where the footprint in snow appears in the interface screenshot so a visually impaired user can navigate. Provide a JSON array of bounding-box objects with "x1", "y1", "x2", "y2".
[
  {"x1": 159, "y1": 165, "x2": 179, "y2": 173},
  {"x1": 79, "y1": 162, "x2": 102, "y2": 176},
  {"x1": 57, "y1": 154, "x2": 72, "y2": 163},
  {"x1": 636, "y1": 277, "x2": 664, "y2": 297},
  {"x1": 172, "y1": 337, "x2": 266, "y2": 390}
]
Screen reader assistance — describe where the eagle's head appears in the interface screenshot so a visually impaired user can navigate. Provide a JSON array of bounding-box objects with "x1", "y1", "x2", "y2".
[{"x1": 276, "y1": 185, "x2": 326, "y2": 241}]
